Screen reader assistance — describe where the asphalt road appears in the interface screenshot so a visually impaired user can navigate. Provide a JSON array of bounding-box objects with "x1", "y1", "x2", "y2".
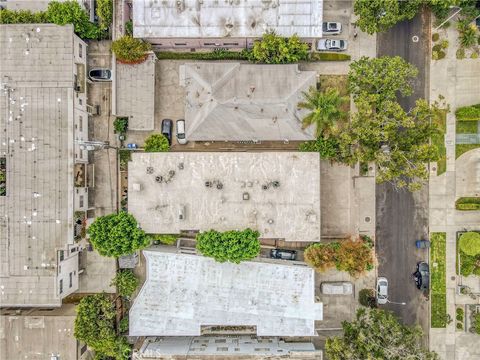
[{"x1": 375, "y1": 8, "x2": 431, "y2": 337}]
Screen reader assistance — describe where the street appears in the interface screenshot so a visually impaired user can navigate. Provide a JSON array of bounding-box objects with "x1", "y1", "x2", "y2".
[{"x1": 375, "y1": 7, "x2": 431, "y2": 338}]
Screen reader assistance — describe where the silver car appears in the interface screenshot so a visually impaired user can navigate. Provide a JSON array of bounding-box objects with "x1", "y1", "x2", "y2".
[
  {"x1": 317, "y1": 39, "x2": 348, "y2": 51},
  {"x1": 176, "y1": 119, "x2": 187, "y2": 145},
  {"x1": 376, "y1": 277, "x2": 388, "y2": 305}
]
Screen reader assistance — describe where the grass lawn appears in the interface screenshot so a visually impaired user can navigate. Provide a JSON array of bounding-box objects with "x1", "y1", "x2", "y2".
[
  {"x1": 432, "y1": 109, "x2": 447, "y2": 175},
  {"x1": 456, "y1": 120, "x2": 478, "y2": 134},
  {"x1": 430, "y1": 232, "x2": 447, "y2": 328},
  {"x1": 456, "y1": 144, "x2": 480, "y2": 159}
]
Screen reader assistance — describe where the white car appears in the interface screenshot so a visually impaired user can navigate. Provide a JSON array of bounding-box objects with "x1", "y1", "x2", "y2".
[
  {"x1": 322, "y1": 22, "x2": 342, "y2": 35},
  {"x1": 317, "y1": 39, "x2": 348, "y2": 51},
  {"x1": 176, "y1": 119, "x2": 187, "y2": 145},
  {"x1": 376, "y1": 277, "x2": 388, "y2": 305}
]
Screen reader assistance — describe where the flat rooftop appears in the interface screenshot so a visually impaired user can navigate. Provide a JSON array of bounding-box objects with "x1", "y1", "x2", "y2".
[
  {"x1": 128, "y1": 152, "x2": 320, "y2": 242},
  {"x1": 180, "y1": 63, "x2": 316, "y2": 141},
  {"x1": 133, "y1": 0, "x2": 322, "y2": 39},
  {"x1": 0, "y1": 24, "x2": 76, "y2": 306},
  {"x1": 129, "y1": 251, "x2": 323, "y2": 336}
]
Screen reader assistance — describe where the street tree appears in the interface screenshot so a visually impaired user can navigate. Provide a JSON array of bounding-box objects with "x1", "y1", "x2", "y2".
[
  {"x1": 353, "y1": 0, "x2": 421, "y2": 34},
  {"x1": 298, "y1": 87, "x2": 348, "y2": 137},
  {"x1": 339, "y1": 98, "x2": 440, "y2": 191},
  {"x1": 196, "y1": 229, "x2": 260, "y2": 264},
  {"x1": 326, "y1": 308, "x2": 439, "y2": 360},
  {"x1": 348, "y1": 56, "x2": 418, "y2": 105},
  {"x1": 88, "y1": 211, "x2": 149, "y2": 257}
]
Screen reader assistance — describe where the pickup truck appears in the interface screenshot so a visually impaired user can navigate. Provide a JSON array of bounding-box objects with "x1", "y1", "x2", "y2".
[{"x1": 322, "y1": 22, "x2": 342, "y2": 35}]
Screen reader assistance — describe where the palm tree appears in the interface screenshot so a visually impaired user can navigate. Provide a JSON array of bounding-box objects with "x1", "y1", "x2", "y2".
[{"x1": 298, "y1": 87, "x2": 348, "y2": 137}]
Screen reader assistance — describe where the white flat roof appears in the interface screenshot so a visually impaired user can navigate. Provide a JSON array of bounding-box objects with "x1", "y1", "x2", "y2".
[
  {"x1": 133, "y1": 0, "x2": 323, "y2": 39},
  {"x1": 128, "y1": 152, "x2": 321, "y2": 241},
  {"x1": 129, "y1": 251, "x2": 323, "y2": 336}
]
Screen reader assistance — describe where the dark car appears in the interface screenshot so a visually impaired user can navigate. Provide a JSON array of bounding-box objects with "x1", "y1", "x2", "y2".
[
  {"x1": 88, "y1": 68, "x2": 112, "y2": 81},
  {"x1": 270, "y1": 249, "x2": 297, "y2": 261},
  {"x1": 413, "y1": 261, "x2": 430, "y2": 291},
  {"x1": 161, "y1": 119, "x2": 173, "y2": 145}
]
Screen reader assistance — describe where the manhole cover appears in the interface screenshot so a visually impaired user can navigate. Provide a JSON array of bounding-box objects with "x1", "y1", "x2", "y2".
[{"x1": 412, "y1": 35, "x2": 419, "y2": 42}]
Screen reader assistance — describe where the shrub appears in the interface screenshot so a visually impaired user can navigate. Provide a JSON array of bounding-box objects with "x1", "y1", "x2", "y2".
[
  {"x1": 148, "y1": 234, "x2": 178, "y2": 245},
  {"x1": 88, "y1": 211, "x2": 149, "y2": 257},
  {"x1": 437, "y1": 50, "x2": 446, "y2": 59},
  {"x1": 110, "y1": 270, "x2": 139, "y2": 298},
  {"x1": 144, "y1": 134, "x2": 169, "y2": 152},
  {"x1": 432, "y1": 44, "x2": 442, "y2": 52},
  {"x1": 459, "y1": 232, "x2": 480, "y2": 256},
  {"x1": 359, "y1": 288, "x2": 376, "y2": 308},
  {"x1": 456, "y1": 48, "x2": 466, "y2": 59},
  {"x1": 125, "y1": 19, "x2": 133, "y2": 36},
  {"x1": 457, "y1": 322, "x2": 463, "y2": 330},
  {"x1": 455, "y1": 197, "x2": 480, "y2": 210},
  {"x1": 46, "y1": 1, "x2": 101, "y2": 39},
  {"x1": 474, "y1": 312, "x2": 480, "y2": 334},
  {"x1": 97, "y1": 0, "x2": 113, "y2": 31},
  {"x1": 457, "y1": 21, "x2": 478, "y2": 48},
  {"x1": 455, "y1": 104, "x2": 480, "y2": 121},
  {"x1": 114, "y1": 117, "x2": 128, "y2": 134},
  {"x1": 112, "y1": 36, "x2": 151, "y2": 63},
  {"x1": 0, "y1": 9, "x2": 48, "y2": 23},
  {"x1": 299, "y1": 136, "x2": 342, "y2": 160},
  {"x1": 309, "y1": 52, "x2": 351, "y2": 61},
  {"x1": 119, "y1": 317, "x2": 129, "y2": 333},
  {"x1": 472, "y1": 52, "x2": 479, "y2": 59},
  {"x1": 456, "y1": 307, "x2": 464, "y2": 317},
  {"x1": 432, "y1": 33, "x2": 440, "y2": 42},
  {"x1": 196, "y1": 229, "x2": 260, "y2": 264},
  {"x1": 440, "y1": 39, "x2": 449, "y2": 49},
  {"x1": 304, "y1": 237, "x2": 374, "y2": 277},
  {"x1": 432, "y1": 51, "x2": 439, "y2": 60},
  {"x1": 248, "y1": 31, "x2": 309, "y2": 64},
  {"x1": 156, "y1": 49, "x2": 249, "y2": 61},
  {"x1": 119, "y1": 149, "x2": 131, "y2": 171}
]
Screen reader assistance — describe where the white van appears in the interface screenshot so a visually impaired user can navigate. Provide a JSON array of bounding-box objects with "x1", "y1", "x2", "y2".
[{"x1": 176, "y1": 119, "x2": 187, "y2": 145}]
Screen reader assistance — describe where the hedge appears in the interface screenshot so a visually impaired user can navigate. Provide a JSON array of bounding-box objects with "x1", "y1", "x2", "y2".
[
  {"x1": 455, "y1": 104, "x2": 480, "y2": 121},
  {"x1": 156, "y1": 49, "x2": 249, "y2": 61},
  {"x1": 309, "y1": 52, "x2": 351, "y2": 61},
  {"x1": 455, "y1": 197, "x2": 480, "y2": 211}
]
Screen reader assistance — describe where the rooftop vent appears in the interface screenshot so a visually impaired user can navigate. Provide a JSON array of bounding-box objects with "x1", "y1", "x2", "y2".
[
  {"x1": 146, "y1": 167, "x2": 154, "y2": 174},
  {"x1": 178, "y1": 162, "x2": 184, "y2": 170},
  {"x1": 243, "y1": 192, "x2": 250, "y2": 200}
]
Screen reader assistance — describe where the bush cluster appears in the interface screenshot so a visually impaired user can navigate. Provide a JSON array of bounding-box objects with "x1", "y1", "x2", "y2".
[
  {"x1": 110, "y1": 270, "x2": 139, "y2": 298},
  {"x1": 455, "y1": 197, "x2": 480, "y2": 210},
  {"x1": 114, "y1": 117, "x2": 128, "y2": 134},
  {"x1": 309, "y1": 52, "x2": 351, "y2": 61},
  {"x1": 97, "y1": 0, "x2": 113, "y2": 31},
  {"x1": 156, "y1": 49, "x2": 249, "y2": 61},
  {"x1": 359, "y1": 288, "x2": 376, "y2": 308},
  {"x1": 247, "y1": 31, "x2": 309, "y2": 64},
  {"x1": 458, "y1": 232, "x2": 480, "y2": 276},
  {"x1": 144, "y1": 134, "x2": 169, "y2": 152},
  {"x1": 119, "y1": 149, "x2": 131, "y2": 171},
  {"x1": 112, "y1": 36, "x2": 152, "y2": 63},
  {"x1": 459, "y1": 232, "x2": 480, "y2": 256},
  {"x1": 0, "y1": 1, "x2": 103, "y2": 39},
  {"x1": 455, "y1": 104, "x2": 480, "y2": 121},
  {"x1": 304, "y1": 237, "x2": 374, "y2": 277},
  {"x1": 148, "y1": 234, "x2": 178, "y2": 245},
  {"x1": 299, "y1": 136, "x2": 342, "y2": 159}
]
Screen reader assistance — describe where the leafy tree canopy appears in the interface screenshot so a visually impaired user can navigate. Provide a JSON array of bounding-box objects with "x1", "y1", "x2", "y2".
[
  {"x1": 110, "y1": 270, "x2": 139, "y2": 298},
  {"x1": 88, "y1": 211, "x2": 149, "y2": 257},
  {"x1": 326, "y1": 308, "x2": 439, "y2": 360},
  {"x1": 112, "y1": 36, "x2": 152, "y2": 63},
  {"x1": 144, "y1": 134, "x2": 170, "y2": 152},
  {"x1": 348, "y1": 56, "x2": 418, "y2": 105},
  {"x1": 196, "y1": 229, "x2": 260, "y2": 264},
  {"x1": 299, "y1": 135, "x2": 342, "y2": 160},
  {"x1": 248, "y1": 31, "x2": 309, "y2": 64},
  {"x1": 96, "y1": 0, "x2": 113, "y2": 31},
  {"x1": 298, "y1": 87, "x2": 348, "y2": 137},
  {"x1": 354, "y1": 0, "x2": 422, "y2": 34},
  {"x1": 459, "y1": 232, "x2": 480, "y2": 256}
]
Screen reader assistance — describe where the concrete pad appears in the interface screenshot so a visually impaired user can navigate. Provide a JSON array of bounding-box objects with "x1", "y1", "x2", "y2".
[{"x1": 456, "y1": 149, "x2": 480, "y2": 198}]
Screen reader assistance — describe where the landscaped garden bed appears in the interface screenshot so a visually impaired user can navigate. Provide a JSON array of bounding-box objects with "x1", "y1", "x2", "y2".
[
  {"x1": 456, "y1": 231, "x2": 480, "y2": 277},
  {"x1": 430, "y1": 232, "x2": 447, "y2": 328},
  {"x1": 455, "y1": 197, "x2": 480, "y2": 211}
]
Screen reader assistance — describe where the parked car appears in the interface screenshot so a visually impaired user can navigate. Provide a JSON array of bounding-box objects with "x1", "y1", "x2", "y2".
[
  {"x1": 126, "y1": 143, "x2": 138, "y2": 149},
  {"x1": 161, "y1": 119, "x2": 173, "y2": 145},
  {"x1": 413, "y1": 262, "x2": 430, "y2": 291},
  {"x1": 317, "y1": 39, "x2": 348, "y2": 51},
  {"x1": 270, "y1": 249, "x2": 297, "y2": 261},
  {"x1": 176, "y1": 119, "x2": 187, "y2": 145},
  {"x1": 88, "y1": 68, "x2": 112, "y2": 82},
  {"x1": 415, "y1": 240, "x2": 430, "y2": 249},
  {"x1": 322, "y1": 22, "x2": 342, "y2": 35},
  {"x1": 376, "y1": 277, "x2": 388, "y2": 305},
  {"x1": 321, "y1": 282, "x2": 353, "y2": 295}
]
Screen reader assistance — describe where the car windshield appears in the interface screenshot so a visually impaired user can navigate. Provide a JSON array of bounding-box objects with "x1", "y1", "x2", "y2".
[{"x1": 177, "y1": 133, "x2": 185, "y2": 139}]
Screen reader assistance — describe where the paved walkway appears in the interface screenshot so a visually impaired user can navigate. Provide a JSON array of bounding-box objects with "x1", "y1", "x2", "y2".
[{"x1": 428, "y1": 16, "x2": 480, "y2": 360}]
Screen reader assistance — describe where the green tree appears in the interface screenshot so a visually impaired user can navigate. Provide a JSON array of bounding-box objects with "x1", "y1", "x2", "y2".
[
  {"x1": 113, "y1": 117, "x2": 128, "y2": 134},
  {"x1": 459, "y1": 232, "x2": 480, "y2": 256},
  {"x1": 97, "y1": 0, "x2": 113, "y2": 31},
  {"x1": 298, "y1": 87, "x2": 348, "y2": 137},
  {"x1": 348, "y1": 56, "x2": 418, "y2": 105},
  {"x1": 457, "y1": 20, "x2": 478, "y2": 48},
  {"x1": 110, "y1": 270, "x2": 139, "y2": 298},
  {"x1": 340, "y1": 98, "x2": 440, "y2": 191},
  {"x1": 248, "y1": 31, "x2": 309, "y2": 64},
  {"x1": 354, "y1": 0, "x2": 421, "y2": 34},
  {"x1": 144, "y1": 134, "x2": 170, "y2": 152},
  {"x1": 46, "y1": 1, "x2": 101, "y2": 39},
  {"x1": 112, "y1": 36, "x2": 151, "y2": 63},
  {"x1": 196, "y1": 229, "x2": 260, "y2": 264},
  {"x1": 74, "y1": 294, "x2": 130, "y2": 360},
  {"x1": 326, "y1": 308, "x2": 439, "y2": 360},
  {"x1": 88, "y1": 212, "x2": 149, "y2": 257}
]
